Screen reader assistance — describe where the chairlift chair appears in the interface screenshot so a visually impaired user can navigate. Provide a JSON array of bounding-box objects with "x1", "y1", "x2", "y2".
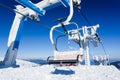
[{"x1": 47, "y1": 21, "x2": 83, "y2": 66}]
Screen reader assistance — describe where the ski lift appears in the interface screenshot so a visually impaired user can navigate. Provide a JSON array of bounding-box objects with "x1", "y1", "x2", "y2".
[{"x1": 47, "y1": 17, "x2": 83, "y2": 66}]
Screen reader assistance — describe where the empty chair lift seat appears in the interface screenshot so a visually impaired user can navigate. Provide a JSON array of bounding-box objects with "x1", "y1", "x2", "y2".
[{"x1": 48, "y1": 50, "x2": 83, "y2": 66}]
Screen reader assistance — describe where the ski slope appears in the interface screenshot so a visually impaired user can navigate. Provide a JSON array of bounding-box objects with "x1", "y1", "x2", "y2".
[{"x1": 0, "y1": 59, "x2": 120, "y2": 80}]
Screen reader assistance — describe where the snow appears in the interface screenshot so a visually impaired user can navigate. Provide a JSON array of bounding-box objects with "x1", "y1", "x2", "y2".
[{"x1": 0, "y1": 58, "x2": 120, "y2": 80}]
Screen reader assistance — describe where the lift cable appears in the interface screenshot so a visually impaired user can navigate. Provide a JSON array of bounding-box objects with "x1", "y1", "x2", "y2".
[
  {"x1": 0, "y1": 3, "x2": 108, "y2": 56},
  {"x1": 79, "y1": 10, "x2": 110, "y2": 65},
  {"x1": 79, "y1": 10, "x2": 107, "y2": 56},
  {"x1": 0, "y1": 3, "x2": 65, "y2": 35},
  {"x1": 0, "y1": 3, "x2": 29, "y2": 18}
]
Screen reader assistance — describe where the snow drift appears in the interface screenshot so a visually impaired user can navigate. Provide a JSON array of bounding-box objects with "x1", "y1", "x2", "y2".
[{"x1": 0, "y1": 58, "x2": 120, "y2": 80}]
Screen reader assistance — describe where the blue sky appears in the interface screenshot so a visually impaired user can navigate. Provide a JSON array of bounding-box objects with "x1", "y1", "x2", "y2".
[{"x1": 0, "y1": 0, "x2": 120, "y2": 59}]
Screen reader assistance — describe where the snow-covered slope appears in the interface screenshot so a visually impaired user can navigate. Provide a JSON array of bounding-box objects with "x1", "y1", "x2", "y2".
[{"x1": 0, "y1": 59, "x2": 120, "y2": 80}]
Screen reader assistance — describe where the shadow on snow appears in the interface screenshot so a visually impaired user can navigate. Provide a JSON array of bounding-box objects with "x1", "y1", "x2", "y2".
[{"x1": 51, "y1": 68, "x2": 75, "y2": 75}]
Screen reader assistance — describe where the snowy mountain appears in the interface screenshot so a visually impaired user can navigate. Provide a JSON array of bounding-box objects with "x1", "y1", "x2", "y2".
[
  {"x1": 0, "y1": 58, "x2": 120, "y2": 80},
  {"x1": 111, "y1": 61, "x2": 120, "y2": 70}
]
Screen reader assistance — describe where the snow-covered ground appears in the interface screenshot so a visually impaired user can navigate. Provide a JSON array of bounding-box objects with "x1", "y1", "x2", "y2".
[{"x1": 0, "y1": 59, "x2": 120, "y2": 80}]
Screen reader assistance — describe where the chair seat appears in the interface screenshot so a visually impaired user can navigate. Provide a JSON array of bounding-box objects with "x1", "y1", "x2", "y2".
[{"x1": 48, "y1": 59, "x2": 78, "y2": 64}]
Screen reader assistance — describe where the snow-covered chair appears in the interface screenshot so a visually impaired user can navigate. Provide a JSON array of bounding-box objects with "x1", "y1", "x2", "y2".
[{"x1": 48, "y1": 21, "x2": 84, "y2": 66}]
